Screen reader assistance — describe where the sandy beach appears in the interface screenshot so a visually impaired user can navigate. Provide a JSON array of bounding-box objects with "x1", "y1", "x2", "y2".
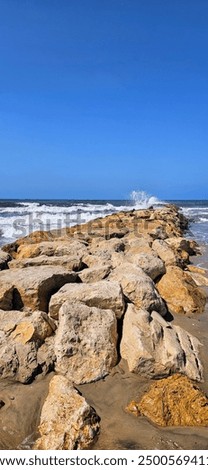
[{"x1": 0, "y1": 205, "x2": 208, "y2": 450}]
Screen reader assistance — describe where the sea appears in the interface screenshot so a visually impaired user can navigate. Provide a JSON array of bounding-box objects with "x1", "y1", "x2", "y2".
[{"x1": 0, "y1": 191, "x2": 208, "y2": 249}]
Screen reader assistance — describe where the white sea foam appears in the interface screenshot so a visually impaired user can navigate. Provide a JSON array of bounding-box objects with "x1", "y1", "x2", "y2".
[
  {"x1": 130, "y1": 190, "x2": 164, "y2": 208},
  {"x1": 1, "y1": 191, "x2": 207, "y2": 245}
]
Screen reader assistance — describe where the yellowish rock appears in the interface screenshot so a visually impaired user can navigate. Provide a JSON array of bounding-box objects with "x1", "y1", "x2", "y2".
[
  {"x1": 127, "y1": 374, "x2": 208, "y2": 426},
  {"x1": 157, "y1": 266, "x2": 206, "y2": 315},
  {"x1": 34, "y1": 375, "x2": 100, "y2": 450}
]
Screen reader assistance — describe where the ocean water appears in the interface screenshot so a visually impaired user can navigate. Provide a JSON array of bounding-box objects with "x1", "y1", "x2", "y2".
[{"x1": 0, "y1": 191, "x2": 207, "y2": 247}]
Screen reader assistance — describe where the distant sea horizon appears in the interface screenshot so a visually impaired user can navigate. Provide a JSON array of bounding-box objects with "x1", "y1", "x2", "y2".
[{"x1": 0, "y1": 192, "x2": 208, "y2": 247}]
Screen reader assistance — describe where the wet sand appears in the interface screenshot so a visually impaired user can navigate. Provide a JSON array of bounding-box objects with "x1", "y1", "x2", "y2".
[{"x1": 0, "y1": 252, "x2": 208, "y2": 450}]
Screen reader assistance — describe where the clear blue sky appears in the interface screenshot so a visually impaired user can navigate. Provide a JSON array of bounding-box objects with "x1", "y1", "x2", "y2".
[{"x1": 0, "y1": 0, "x2": 208, "y2": 199}]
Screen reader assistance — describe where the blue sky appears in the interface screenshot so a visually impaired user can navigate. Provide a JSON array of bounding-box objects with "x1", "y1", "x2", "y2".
[{"x1": 0, "y1": 0, "x2": 208, "y2": 199}]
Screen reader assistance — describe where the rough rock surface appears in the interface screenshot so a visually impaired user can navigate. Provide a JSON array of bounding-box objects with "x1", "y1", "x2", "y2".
[
  {"x1": 120, "y1": 305, "x2": 203, "y2": 381},
  {"x1": 49, "y1": 280, "x2": 125, "y2": 319},
  {"x1": 110, "y1": 263, "x2": 167, "y2": 316},
  {"x1": 157, "y1": 266, "x2": 207, "y2": 315},
  {"x1": 0, "y1": 310, "x2": 55, "y2": 383},
  {"x1": 126, "y1": 251, "x2": 165, "y2": 280},
  {"x1": 15, "y1": 240, "x2": 88, "y2": 260},
  {"x1": 55, "y1": 302, "x2": 118, "y2": 384},
  {"x1": 8, "y1": 254, "x2": 84, "y2": 272},
  {"x1": 78, "y1": 265, "x2": 111, "y2": 283},
  {"x1": 34, "y1": 375, "x2": 100, "y2": 450},
  {"x1": 0, "y1": 249, "x2": 11, "y2": 270},
  {"x1": 0, "y1": 266, "x2": 78, "y2": 312},
  {"x1": 127, "y1": 374, "x2": 208, "y2": 426},
  {"x1": 152, "y1": 239, "x2": 179, "y2": 266}
]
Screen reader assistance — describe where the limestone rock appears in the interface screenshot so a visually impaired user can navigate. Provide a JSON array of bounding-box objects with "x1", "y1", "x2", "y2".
[
  {"x1": 0, "y1": 284, "x2": 15, "y2": 310},
  {"x1": 49, "y1": 280, "x2": 125, "y2": 320},
  {"x1": 166, "y1": 237, "x2": 198, "y2": 256},
  {"x1": 126, "y1": 252, "x2": 165, "y2": 280},
  {"x1": 34, "y1": 375, "x2": 100, "y2": 450},
  {"x1": 9, "y1": 254, "x2": 84, "y2": 272},
  {"x1": 126, "y1": 237, "x2": 152, "y2": 255},
  {"x1": 0, "y1": 249, "x2": 11, "y2": 270},
  {"x1": 15, "y1": 240, "x2": 88, "y2": 260},
  {"x1": 79, "y1": 265, "x2": 111, "y2": 283},
  {"x1": 187, "y1": 271, "x2": 208, "y2": 287},
  {"x1": 0, "y1": 310, "x2": 56, "y2": 383},
  {"x1": 109, "y1": 263, "x2": 167, "y2": 316},
  {"x1": 54, "y1": 302, "x2": 117, "y2": 384},
  {"x1": 188, "y1": 265, "x2": 207, "y2": 274},
  {"x1": 120, "y1": 305, "x2": 203, "y2": 381},
  {"x1": 128, "y1": 374, "x2": 208, "y2": 426},
  {"x1": 0, "y1": 266, "x2": 78, "y2": 312},
  {"x1": 11, "y1": 311, "x2": 56, "y2": 344},
  {"x1": 152, "y1": 239, "x2": 179, "y2": 266},
  {"x1": 157, "y1": 266, "x2": 207, "y2": 315}
]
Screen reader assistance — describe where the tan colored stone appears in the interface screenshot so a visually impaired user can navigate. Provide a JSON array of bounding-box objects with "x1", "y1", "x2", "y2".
[
  {"x1": 166, "y1": 237, "x2": 198, "y2": 256},
  {"x1": 15, "y1": 240, "x2": 87, "y2": 260},
  {"x1": 49, "y1": 280, "x2": 125, "y2": 320},
  {"x1": 0, "y1": 284, "x2": 14, "y2": 310},
  {"x1": 188, "y1": 272, "x2": 208, "y2": 287},
  {"x1": 9, "y1": 254, "x2": 84, "y2": 271},
  {"x1": 0, "y1": 249, "x2": 11, "y2": 270},
  {"x1": 157, "y1": 266, "x2": 207, "y2": 315},
  {"x1": 0, "y1": 266, "x2": 78, "y2": 311},
  {"x1": 79, "y1": 265, "x2": 111, "y2": 283},
  {"x1": 188, "y1": 265, "x2": 207, "y2": 274},
  {"x1": 34, "y1": 375, "x2": 100, "y2": 450},
  {"x1": 3, "y1": 205, "x2": 188, "y2": 258},
  {"x1": 0, "y1": 310, "x2": 56, "y2": 383},
  {"x1": 128, "y1": 374, "x2": 208, "y2": 426},
  {"x1": 120, "y1": 305, "x2": 203, "y2": 381},
  {"x1": 110, "y1": 263, "x2": 167, "y2": 316},
  {"x1": 126, "y1": 252, "x2": 165, "y2": 280},
  {"x1": 11, "y1": 312, "x2": 55, "y2": 345},
  {"x1": 152, "y1": 239, "x2": 179, "y2": 266},
  {"x1": 54, "y1": 302, "x2": 117, "y2": 384}
]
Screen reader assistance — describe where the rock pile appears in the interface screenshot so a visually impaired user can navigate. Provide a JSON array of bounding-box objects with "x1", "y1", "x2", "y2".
[{"x1": 0, "y1": 204, "x2": 207, "y2": 449}]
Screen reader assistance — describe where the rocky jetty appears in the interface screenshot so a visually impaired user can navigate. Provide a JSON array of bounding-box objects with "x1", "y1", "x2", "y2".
[{"x1": 0, "y1": 204, "x2": 207, "y2": 449}]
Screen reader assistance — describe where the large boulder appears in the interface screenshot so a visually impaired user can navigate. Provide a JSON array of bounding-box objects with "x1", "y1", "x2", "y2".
[
  {"x1": 34, "y1": 375, "x2": 100, "y2": 450},
  {"x1": 0, "y1": 310, "x2": 56, "y2": 383},
  {"x1": 15, "y1": 240, "x2": 88, "y2": 259},
  {"x1": 127, "y1": 374, "x2": 208, "y2": 426},
  {"x1": 109, "y1": 263, "x2": 167, "y2": 316},
  {"x1": 78, "y1": 265, "x2": 112, "y2": 283},
  {"x1": 152, "y1": 239, "x2": 179, "y2": 266},
  {"x1": 157, "y1": 266, "x2": 207, "y2": 315},
  {"x1": 9, "y1": 254, "x2": 84, "y2": 272},
  {"x1": 126, "y1": 252, "x2": 165, "y2": 280},
  {"x1": 165, "y1": 237, "x2": 198, "y2": 256},
  {"x1": 120, "y1": 305, "x2": 203, "y2": 381},
  {"x1": 54, "y1": 302, "x2": 117, "y2": 384},
  {"x1": 49, "y1": 280, "x2": 125, "y2": 320},
  {"x1": 0, "y1": 266, "x2": 78, "y2": 312}
]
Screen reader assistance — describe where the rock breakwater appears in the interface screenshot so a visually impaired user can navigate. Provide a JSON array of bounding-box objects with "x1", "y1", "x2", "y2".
[{"x1": 0, "y1": 204, "x2": 207, "y2": 449}]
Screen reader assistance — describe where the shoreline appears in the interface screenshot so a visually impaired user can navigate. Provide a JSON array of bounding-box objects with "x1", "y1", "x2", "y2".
[{"x1": 0, "y1": 204, "x2": 208, "y2": 450}]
